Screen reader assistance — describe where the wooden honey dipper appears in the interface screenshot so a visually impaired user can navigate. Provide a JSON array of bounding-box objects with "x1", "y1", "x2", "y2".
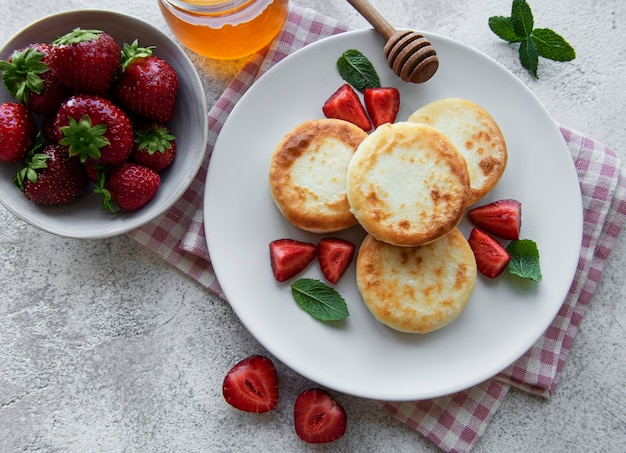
[{"x1": 346, "y1": 0, "x2": 439, "y2": 83}]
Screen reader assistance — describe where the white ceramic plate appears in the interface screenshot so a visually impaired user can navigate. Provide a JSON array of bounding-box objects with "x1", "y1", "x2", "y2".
[
  {"x1": 204, "y1": 30, "x2": 582, "y2": 400},
  {"x1": 0, "y1": 10, "x2": 207, "y2": 239}
]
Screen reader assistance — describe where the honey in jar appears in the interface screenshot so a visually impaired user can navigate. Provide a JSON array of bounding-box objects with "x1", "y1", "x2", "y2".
[{"x1": 158, "y1": 0, "x2": 289, "y2": 60}]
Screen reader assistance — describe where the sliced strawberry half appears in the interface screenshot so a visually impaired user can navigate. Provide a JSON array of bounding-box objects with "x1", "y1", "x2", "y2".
[
  {"x1": 318, "y1": 237, "x2": 356, "y2": 284},
  {"x1": 294, "y1": 388, "x2": 347, "y2": 444},
  {"x1": 468, "y1": 228, "x2": 511, "y2": 278},
  {"x1": 322, "y1": 84, "x2": 372, "y2": 132},
  {"x1": 269, "y1": 239, "x2": 317, "y2": 282},
  {"x1": 364, "y1": 87, "x2": 400, "y2": 127},
  {"x1": 467, "y1": 199, "x2": 522, "y2": 240},
  {"x1": 222, "y1": 355, "x2": 279, "y2": 413}
]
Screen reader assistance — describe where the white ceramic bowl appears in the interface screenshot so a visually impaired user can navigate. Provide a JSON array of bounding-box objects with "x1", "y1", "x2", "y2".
[{"x1": 0, "y1": 10, "x2": 207, "y2": 239}]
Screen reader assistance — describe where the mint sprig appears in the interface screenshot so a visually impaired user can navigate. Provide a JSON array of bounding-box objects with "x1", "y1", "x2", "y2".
[
  {"x1": 506, "y1": 239, "x2": 542, "y2": 281},
  {"x1": 336, "y1": 49, "x2": 381, "y2": 92},
  {"x1": 489, "y1": 0, "x2": 575, "y2": 77},
  {"x1": 291, "y1": 278, "x2": 349, "y2": 322}
]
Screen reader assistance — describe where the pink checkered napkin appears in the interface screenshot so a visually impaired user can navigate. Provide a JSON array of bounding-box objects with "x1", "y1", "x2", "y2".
[{"x1": 128, "y1": 5, "x2": 626, "y2": 453}]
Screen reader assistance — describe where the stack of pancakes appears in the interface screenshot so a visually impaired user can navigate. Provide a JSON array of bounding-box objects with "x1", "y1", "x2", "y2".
[{"x1": 269, "y1": 98, "x2": 507, "y2": 333}]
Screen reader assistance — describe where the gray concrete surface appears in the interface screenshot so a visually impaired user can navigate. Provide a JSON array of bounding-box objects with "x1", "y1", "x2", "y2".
[{"x1": 1, "y1": 1, "x2": 624, "y2": 452}]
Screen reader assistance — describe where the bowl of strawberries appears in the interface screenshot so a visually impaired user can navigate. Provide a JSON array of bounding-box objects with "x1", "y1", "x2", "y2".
[{"x1": 0, "y1": 9, "x2": 208, "y2": 238}]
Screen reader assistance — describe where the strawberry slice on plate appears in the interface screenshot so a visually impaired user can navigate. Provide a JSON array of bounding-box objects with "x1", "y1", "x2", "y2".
[
  {"x1": 294, "y1": 388, "x2": 347, "y2": 444},
  {"x1": 322, "y1": 83, "x2": 372, "y2": 132},
  {"x1": 269, "y1": 239, "x2": 317, "y2": 282},
  {"x1": 467, "y1": 199, "x2": 522, "y2": 240},
  {"x1": 468, "y1": 228, "x2": 511, "y2": 278},
  {"x1": 222, "y1": 355, "x2": 279, "y2": 413},
  {"x1": 318, "y1": 237, "x2": 356, "y2": 284},
  {"x1": 364, "y1": 87, "x2": 400, "y2": 127}
]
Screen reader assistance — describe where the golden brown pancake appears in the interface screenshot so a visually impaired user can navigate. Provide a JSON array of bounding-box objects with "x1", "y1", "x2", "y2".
[
  {"x1": 346, "y1": 121, "x2": 470, "y2": 246},
  {"x1": 408, "y1": 98, "x2": 508, "y2": 205},
  {"x1": 356, "y1": 229, "x2": 477, "y2": 334},
  {"x1": 269, "y1": 119, "x2": 368, "y2": 233}
]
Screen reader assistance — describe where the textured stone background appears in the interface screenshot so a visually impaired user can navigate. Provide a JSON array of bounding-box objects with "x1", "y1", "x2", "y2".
[{"x1": 1, "y1": 1, "x2": 624, "y2": 452}]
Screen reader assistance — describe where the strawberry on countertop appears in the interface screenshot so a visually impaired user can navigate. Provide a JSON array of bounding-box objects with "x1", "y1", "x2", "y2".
[
  {"x1": 294, "y1": 388, "x2": 347, "y2": 444},
  {"x1": 0, "y1": 44, "x2": 72, "y2": 115},
  {"x1": 0, "y1": 102, "x2": 37, "y2": 162},
  {"x1": 49, "y1": 28, "x2": 121, "y2": 96},
  {"x1": 54, "y1": 94, "x2": 134, "y2": 166},
  {"x1": 318, "y1": 237, "x2": 356, "y2": 285},
  {"x1": 322, "y1": 83, "x2": 372, "y2": 132},
  {"x1": 222, "y1": 355, "x2": 279, "y2": 413},
  {"x1": 113, "y1": 40, "x2": 179, "y2": 123},
  {"x1": 14, "y1": 143, "x2": 88, "y2": 205}
]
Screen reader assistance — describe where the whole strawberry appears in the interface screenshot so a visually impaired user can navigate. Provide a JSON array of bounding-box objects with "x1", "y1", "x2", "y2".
[
  {"x1": 14, "y1": 143, "x2": 88, "y2": 205},
  {"x1": 49, "y1": 28, "x2": 121, "y2": 96},
  {"x1": 104, "y1": 162, "x2": 160, "y2": 211},
  {"x1": 0, "y1": 44, "x2": 72, "y2": 114},
  {"x1": 113, "y1": 40, "x2": 178, "y2": 123},
  {"x1": 54, "y1": 94, "x2": 134, "y2": 166},
  {"x1": 131, "y1": 122, "x2": 176, "y2": 171},
  {"x1": 0, "y1": 102, "x2": 37, "y2": 162}
]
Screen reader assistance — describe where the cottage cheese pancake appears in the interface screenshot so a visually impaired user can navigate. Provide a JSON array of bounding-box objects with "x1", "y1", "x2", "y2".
[
  {"x1": 269, "y1": 119, "x2": 367, "y2": 232},
  {"x1": 346, "y1": 122, "x2": 470, "y2": 246},
  {"x1": 408, "y1": 98, "x2": 508, "y2": 205},
  {"x1": 356, "y1": 229, "x2": 477, "y2": 334}
]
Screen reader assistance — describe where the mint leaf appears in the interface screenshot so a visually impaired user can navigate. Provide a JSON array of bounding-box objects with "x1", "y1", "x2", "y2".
[
  {"x1": 519, "y1": 38, "x2": 539, "y2": 77},
  {"x1": 531, "y1": 28, "x2": 576, "y2": 61},
  {"x1": 506, "y1": 239, "x2": 542, "y2": 281},
  {"x1": 336, "y1": 49, "x2": 381, "y2": 92},
  {"x1": 291, "y1": 278, "x2": 349, "y2": 322},
  {"x1": 511, "y1": 0, "x2": 534, "y2": 38},
  {"x1": 488, "y1": 16, "x2": 524, "y2": 42},
  {"x1": 489, "y1": 0, "x2": 575, "y2": 77}
]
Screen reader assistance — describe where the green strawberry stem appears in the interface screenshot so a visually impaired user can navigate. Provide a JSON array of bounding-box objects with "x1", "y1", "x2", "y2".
[
  {"x1": 93, "y1": 171, "x2": 116, "y2": 214},
  {"x1": 52, "y1": 28, "x2": 103, "y2": 46},
  {"x1": 135, "y1": 123, "x2": 175, "y2": 154},
  {"x1": 13, "y1": 140, "x2": 48, "y2": 190},
  {"x1": 0, "y1": 47, "x2": 48, "y2": 104},
  {"x1": 59, "y1": 115, "x2": 110, "y2": 163},
  {"x1": 120, "y1": 40, "x2": 155, "y2": 72}
]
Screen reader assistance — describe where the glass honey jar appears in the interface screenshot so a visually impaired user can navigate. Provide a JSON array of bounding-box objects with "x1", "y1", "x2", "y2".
[{"x1": 158, "y1": 0, "x2": 289, "y2": 60}]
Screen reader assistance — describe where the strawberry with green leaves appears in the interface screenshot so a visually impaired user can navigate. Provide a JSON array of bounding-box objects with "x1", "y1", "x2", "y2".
[
  {"x1": 131, "y1": 122, "x2": 176, "y2": 171},
  {"x1": 0, "y1": 44, "x2": 72, "y2": 115},
  {"x1": 49, "y1": 28, "x2": 121, "y2": 96},
  {"x1": 113, "y1": 40, "x2": 179, "y2": 123},
  {"x1": 14, "y1": 143, "x2": 88, "y2": 205},
  {"x1": 99, "y1": 162, "x2": 161, "y2": 212},
  {"x1": 54, "y1": 94, "x2": 134, "y2": 166},
  {"x1": 0, "y1": 102, "x2": 37, "y2": 162}
]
